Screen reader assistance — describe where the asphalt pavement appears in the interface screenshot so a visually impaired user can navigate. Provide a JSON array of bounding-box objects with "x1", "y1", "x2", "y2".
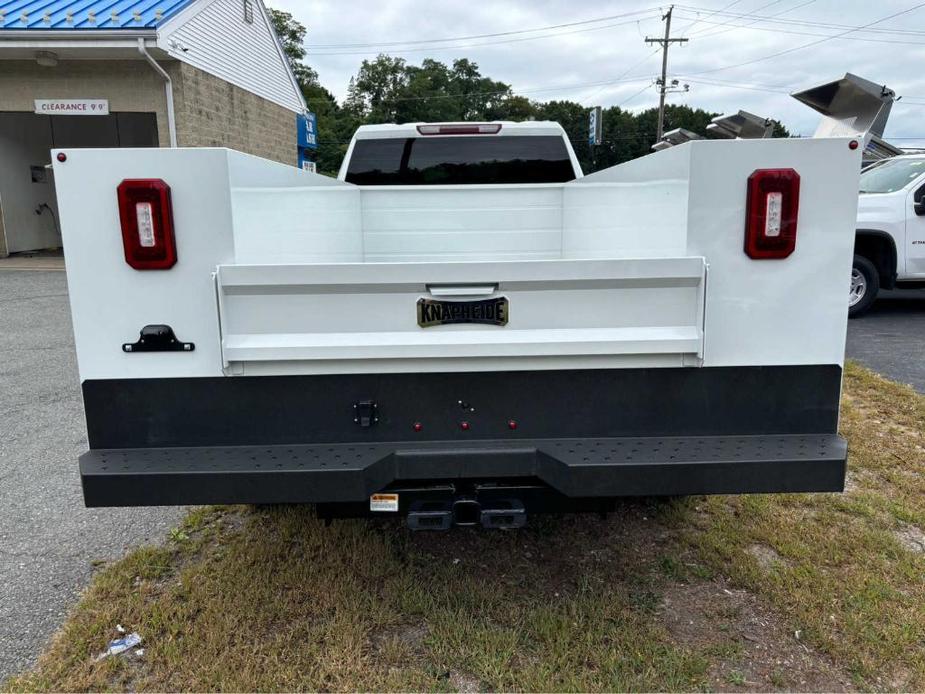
[
  {"x1": 0, "y1": 264, "x2": 922, "y2": 681},
  {"x1": 0, "y1": 266, "x2": 184, "y2": 680},
  {"x1": 845, "y1": 289, "x2": 925, "y2": 394}
]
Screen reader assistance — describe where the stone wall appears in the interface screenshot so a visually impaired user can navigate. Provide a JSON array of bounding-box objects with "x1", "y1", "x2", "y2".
[{"x1": 172, "y1": 62, "x2": 297, "y2": 166}]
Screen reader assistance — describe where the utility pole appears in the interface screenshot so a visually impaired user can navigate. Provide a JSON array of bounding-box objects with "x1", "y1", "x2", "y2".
[{"x1": 645, "y1": 5, "x2": 688, "y2": 142}]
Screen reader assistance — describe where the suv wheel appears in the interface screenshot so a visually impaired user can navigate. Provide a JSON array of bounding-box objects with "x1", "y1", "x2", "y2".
[{"x1": 848, "y1": 254, "x2": 879, "y2": 318}]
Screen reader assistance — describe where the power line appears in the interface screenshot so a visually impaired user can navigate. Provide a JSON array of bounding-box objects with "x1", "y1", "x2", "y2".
[
  {"x1": 687, "y1": 0, "x2": 787, "y2": 35},
  {"x1": 309, "y1": 15, "x2": 662, "y2": 56},
  {"x1": 689, "y1": 0, "x2": 815, "y2": 39},
  {"x1": 675, "y1": 3, "x2": 925, "y2": 35},
  {"x1": 581, "y1": 48, "x2": 661, "y2": 106},
  {"x1": 678, "y1": 0, "x2": 745, "y2": 34},
  {"x1": 308, "y1": 12, "x2": 664, "y2": 56},
  {"x1": 676, "y1": 2, "x2": 925, "y2": 76},
  {"x1": 680, "y1": 15, "x2": 925, "y2": 45},
  {"x1": 616, "y1": 81, "x2": 656, "y2": 108},
  {"x1": 309, "y1": 7, "x2": 661, "y2": 49},
  {"x1": 681, "y1": 76, "x2": 790, "y2": 93}
]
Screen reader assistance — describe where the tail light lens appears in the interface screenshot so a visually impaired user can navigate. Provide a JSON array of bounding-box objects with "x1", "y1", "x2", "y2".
[
  {"x1": 416, "y1": 124, "x2": 502, "y2": 135},
  {"x1": 744, "y1": 168, "x2": 800, "y2": 259},
  {"x1": 117, "y1": 179, "x2": 177, "y2": 269}
]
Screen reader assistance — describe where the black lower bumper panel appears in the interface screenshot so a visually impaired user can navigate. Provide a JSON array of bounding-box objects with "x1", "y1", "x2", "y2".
[{"x1": 79, "y1": 434, "x2": 847, "y2": 507}]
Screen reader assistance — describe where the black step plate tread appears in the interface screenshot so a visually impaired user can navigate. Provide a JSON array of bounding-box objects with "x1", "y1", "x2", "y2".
[{"x1": 80, "y1": 434, "x2": 846, "y2": 506}]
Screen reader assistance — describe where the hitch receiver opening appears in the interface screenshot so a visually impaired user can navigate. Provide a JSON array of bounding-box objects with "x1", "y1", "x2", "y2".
[{"x1": 406, "y1": 498, "x2": 527, "y2": 531}]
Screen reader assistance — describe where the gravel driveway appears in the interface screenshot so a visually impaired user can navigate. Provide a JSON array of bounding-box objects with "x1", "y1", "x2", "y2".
[{"x1": 0, "y1": 265, "x2": 184, "y2": 680}]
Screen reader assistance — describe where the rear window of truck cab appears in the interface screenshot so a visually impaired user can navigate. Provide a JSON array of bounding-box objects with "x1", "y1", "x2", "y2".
[{"x1": 345, "y1": 135, "x2": 576, "y2": 185}]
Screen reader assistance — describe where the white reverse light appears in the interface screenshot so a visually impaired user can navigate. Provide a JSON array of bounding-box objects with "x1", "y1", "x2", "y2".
[
  {"x1": 765, "y1": 191, "x2": 783, "y2": 237},
  {"x1": 135, "y1": 202, "x2": 156, "y2": 247}
]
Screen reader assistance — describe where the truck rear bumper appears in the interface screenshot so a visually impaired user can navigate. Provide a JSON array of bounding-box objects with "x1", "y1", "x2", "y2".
[{"x1": 79, "y1": 433, "x2": 846, "y2": 507}]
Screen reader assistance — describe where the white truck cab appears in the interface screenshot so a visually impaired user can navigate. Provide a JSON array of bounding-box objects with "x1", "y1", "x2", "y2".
[{"x1": 852, "y1": 155, "x2": 925, "y2": 316}]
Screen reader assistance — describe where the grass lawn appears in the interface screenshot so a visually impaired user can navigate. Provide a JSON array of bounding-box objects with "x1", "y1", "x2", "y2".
[{"x1": 5, "y1": 362, "x2": 924, "y2": 692}]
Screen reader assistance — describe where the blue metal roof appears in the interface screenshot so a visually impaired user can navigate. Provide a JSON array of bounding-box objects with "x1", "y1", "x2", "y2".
[{"x1": 0, "y1": 0, "x2": 195, "y2": 29}]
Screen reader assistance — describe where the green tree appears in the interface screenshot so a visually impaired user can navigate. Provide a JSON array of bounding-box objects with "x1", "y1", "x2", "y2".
[
  {"x1": 353, "y1": 54, "x2": 409, "y2": 122},
  {"x1": 268, "y1": 8, "x2": 315, "y2": 88}
]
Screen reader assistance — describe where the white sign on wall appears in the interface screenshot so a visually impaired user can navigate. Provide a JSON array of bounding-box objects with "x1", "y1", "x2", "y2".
[{"x1": 34, "y1": 99, "x2": 110, "y2": 116}]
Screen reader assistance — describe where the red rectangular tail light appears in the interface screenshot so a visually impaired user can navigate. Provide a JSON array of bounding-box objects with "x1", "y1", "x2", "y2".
[
  {"x1": 744, "y1": 168, "x2": 800, "y2": 259},
  {"x1": 117, "y1": 179, "x2": 177, "y2": 270}
]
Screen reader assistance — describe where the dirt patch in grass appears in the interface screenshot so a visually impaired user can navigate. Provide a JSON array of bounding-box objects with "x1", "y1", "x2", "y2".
[
  {"x1": 5, "y1": 361, "x2": 924, "y2": 692},
  {"x1": 448, "y1": 670, "x2": 482, "y2": 693},
  {"x1": 746, "y1": 543, "x2": 789, "y2": 571},
  {"x1": 895, "y1": 523, "x2": 925, "y2": 554},
  {"x1": 660, "y1": 578, "x2": 852, "y2": 692},
  {"x1": 677, "y1": 362, "x2": 925, "y2": 690}
]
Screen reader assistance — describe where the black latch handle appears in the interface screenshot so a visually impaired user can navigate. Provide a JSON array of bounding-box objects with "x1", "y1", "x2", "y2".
[{"x1": 123, "y1": 325, "x2": 194, "y2": 353}]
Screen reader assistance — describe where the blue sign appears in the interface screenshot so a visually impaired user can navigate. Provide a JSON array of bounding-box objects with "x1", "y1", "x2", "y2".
[
  {"x1": 297, "y1": 112, "x2": 318, "y2": 150},
  {"x1": 589, "y1": 106, "x2": 602, "y2": 146}
]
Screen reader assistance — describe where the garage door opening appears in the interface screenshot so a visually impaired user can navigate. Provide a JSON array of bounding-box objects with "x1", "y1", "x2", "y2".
[{"x1": 0, "y1": 112, "x2": 158, "y2": 256}]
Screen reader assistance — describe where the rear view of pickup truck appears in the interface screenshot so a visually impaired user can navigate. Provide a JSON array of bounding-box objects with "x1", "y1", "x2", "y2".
[{"x1": 55, "y1": 120, "x2": 861, "y2": 528}]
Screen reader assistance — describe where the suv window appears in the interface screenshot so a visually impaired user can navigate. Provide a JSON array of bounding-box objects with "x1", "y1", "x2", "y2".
[
  {"x1": 345, "y1": 135, "x2": 575, "y2": 185},
  {"x1": 859, "y1": 158, "x2": 925, "y2": 194}
]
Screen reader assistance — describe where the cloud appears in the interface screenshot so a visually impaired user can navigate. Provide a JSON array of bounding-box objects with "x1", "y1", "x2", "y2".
[{"x1": 272, "y1": 0, "x2": 925, "y2": 143}]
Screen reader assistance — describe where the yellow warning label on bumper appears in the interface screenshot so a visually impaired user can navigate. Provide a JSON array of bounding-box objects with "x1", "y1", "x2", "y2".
[{"x1": 370, "y1": 493, "x2": 399, "y2": 512}]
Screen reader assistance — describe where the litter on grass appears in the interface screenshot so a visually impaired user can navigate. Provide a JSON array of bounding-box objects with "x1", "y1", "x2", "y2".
[{"x1": 95, "y1": 632, "x2": 142, "y2": 661}]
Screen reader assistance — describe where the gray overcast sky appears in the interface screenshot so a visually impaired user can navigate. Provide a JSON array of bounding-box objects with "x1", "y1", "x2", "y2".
[{"x1": 270, "y1": 0, "x2": 925, "y2": 144}]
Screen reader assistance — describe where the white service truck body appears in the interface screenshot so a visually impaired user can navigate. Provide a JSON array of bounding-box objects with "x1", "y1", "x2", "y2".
[{"x1": 55, "y1": 122, "x2": 860, "y2": 527}]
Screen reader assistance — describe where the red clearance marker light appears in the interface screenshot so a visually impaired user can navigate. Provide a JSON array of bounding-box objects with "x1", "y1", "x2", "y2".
[
  {"x1": 56, "y1": 152, "x2": 67, "y2": 162},
  {"x1": 744, "y1": 168, "x2": 800, "y2": 260},
  {"x1": 849, "y1": 139, "x2": 859, "y2": 150},
  {"x1": 508, "y1": 420, "x2": 518, "y2": 430},
  {"x1": 117, "y1": 179, "x2": 177, "y2": 270},
  {"x1": 460, "y1": 421, "x2": 471, "y2": 431},
  {"x1": 413, "y1": 422, "x2": 423, "y2": 432}
]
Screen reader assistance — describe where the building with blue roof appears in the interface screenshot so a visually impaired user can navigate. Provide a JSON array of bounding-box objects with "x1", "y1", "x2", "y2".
[
  {"x1": 0, "y1": 0, "x2": 195, "y2": 29},
  {"x1": 0, "y1": 0, "x2": 308, "y2": 255}
]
